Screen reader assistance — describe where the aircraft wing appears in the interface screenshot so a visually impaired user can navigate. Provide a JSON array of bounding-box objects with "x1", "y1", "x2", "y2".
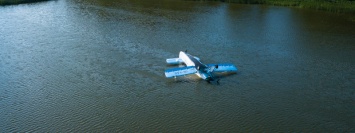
[
  {"x1": 166, "y1": 57, "x2": 200, "y2": 65},
  {"x1": 165, "y1": 66, "x2": 197, "y2": 78},
  {"x1": 166, "y1": 58, "x2": 184, "y2": 64},
  {"x1": 207, "y1": 63, "x2": 238, "y2": 72}
]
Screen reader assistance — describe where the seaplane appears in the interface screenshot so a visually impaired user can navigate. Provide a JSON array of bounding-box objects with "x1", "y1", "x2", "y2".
[{"x1": 164, "y1": 51, "x2": 238, "y2": 84}]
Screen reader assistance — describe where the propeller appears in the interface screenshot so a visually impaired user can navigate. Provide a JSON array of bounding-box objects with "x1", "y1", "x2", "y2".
[
  {"x1": 205, "y1": 74, "x2": 220, "y2": 85},
  {"x1": 206, "y1": 64, "x2": 220, "y2": 85}
]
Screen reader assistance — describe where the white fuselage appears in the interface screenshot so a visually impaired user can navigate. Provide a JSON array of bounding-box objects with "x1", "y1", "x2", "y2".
[{"x1": 179, "y1": 51, "x2": 210, "y2": 80}]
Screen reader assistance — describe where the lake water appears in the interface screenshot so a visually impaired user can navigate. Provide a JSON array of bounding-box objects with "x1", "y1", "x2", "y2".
[{"x1": 0, "y1": 0, "x2": 354, "y2": 132}]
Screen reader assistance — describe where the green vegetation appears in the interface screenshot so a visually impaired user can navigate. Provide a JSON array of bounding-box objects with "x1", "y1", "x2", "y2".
[
  {"x1": 192, "y1": 0, "x2": 355, "y2": 14},
  {"x1": 1, "y1": 0, "x2": 354, "y2": 15},
  {"x1": 0, "y1": 0, "x2": 50, "y2": 5}
]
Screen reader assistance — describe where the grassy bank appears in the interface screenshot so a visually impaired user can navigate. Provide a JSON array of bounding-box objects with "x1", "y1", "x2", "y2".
[
  {"x1": 193, "y1": 0, "x2": 355, "y2": 14},
  {"x1": 0, "y1": 0, "x2": 50, "y2": 5}
]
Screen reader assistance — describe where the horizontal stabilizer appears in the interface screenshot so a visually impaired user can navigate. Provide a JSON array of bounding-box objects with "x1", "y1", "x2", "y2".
[
  {"x1": 165, "y1": 66, "x2": 197, "y2": 78},
  {"x1": 166, "y1": 58, "x2": 184, "y2": 64},
  {"x1": 207, "y1": 63, "x2": 238, "y2": 72}
]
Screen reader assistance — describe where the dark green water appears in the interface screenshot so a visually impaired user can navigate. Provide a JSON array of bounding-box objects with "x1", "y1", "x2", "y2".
[{"x1": 0, "y1": 0, "x2": 354, "y2": 132}]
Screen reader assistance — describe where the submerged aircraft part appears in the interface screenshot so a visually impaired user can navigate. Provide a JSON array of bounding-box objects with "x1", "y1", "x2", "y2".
[{"x1": 165, "y1": 51, "x2": 237, "y2": 84}]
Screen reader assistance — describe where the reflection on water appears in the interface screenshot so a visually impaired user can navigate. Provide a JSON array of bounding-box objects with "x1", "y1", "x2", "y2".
[{"x1": 0, "y1": 0, "x2": 354, "y2": 132}]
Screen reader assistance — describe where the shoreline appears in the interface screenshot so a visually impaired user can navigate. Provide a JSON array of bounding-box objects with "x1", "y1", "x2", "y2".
[
  {"x1": 192, "y1": 0, "x2": 355, "y2": 14},
  {"x1": 0, "y1": 0, "x2": 50, "y2": 6},
  {"x1": 1, "y1": 0, "x2": 354, "y2": 14}
]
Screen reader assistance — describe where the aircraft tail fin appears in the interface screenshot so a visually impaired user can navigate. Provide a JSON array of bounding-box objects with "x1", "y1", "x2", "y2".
[{"x1": 165, "y1": 66, "x2": 197, "y2": 78}]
